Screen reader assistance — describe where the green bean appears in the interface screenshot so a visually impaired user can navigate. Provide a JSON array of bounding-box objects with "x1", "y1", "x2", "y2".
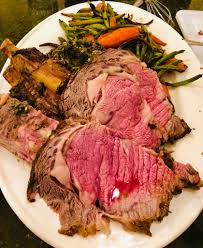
[
  {"x1": 145, "y1": 51, "x2": 154, "y2": 63},
  {"x1": 140, "y1": 29, "x2": 163, "y2": 53},
  {"x1": 148, "y1": 33, "x2": 163, "y2": 52},
  {"x1": 72, "y1": 17, "x2": 94, "y2": 20},
  {"x1": 141, "y1": 24, "x2": 148, "y2": 34},
  {"x1": 88, "y1": 28, "x2": 98, "y2": 35},
  {"x1": 139, "y1": 31, "x2": 162, "y2": 54},
  {"x1": 115, "y1": 14, "x2": 125, "y2": 20},
  {"x1": 102, "y1": 24, "x2": 139, "y2": 32},
  {"x1": 102, "y1": 3, "x2": 109, "y2": 28},
  {"x1": 59, "y1": 19, "x2": 75, "y2": 31},
  {"x1": 88, "y1": 1, "x2": 102, "y2": 17},
  {"x1": 165, "y1": 74, "x2": 202, "y2": 87},
  {"x1": 140, "y1": 45, "x2": 147, "y2": 61},
  {"x1": 155, "y1": 50, "x2": 185, "y2": 66},
  {"x1": 69, "y1": 18, "x2": 104, "y2": 26},
  {"x1": 147, "y1": 33, "x2": 155, "y2": 47},
  {"x1": 61, "y1": 13, "x2": 93, "y2": 17},
  {"x1": 136, "y1": 44, "x2": 141, "y2": 58},
  {"x1": 59, "y1": 19, "x2": 68, "y2": 29},
  {"x1": 148, "y1": 52, "x2": 163, "y2": 66},
  {"x1": 103, "y1": 14, "x2": 109, "y2": 28},
  {"x1": 153, "y1": 65, "x2": 178, "y2": 70},
  {"x1": 107, "y1": 3, "x2": 115, "y2": 16},
  {"x1": 157, "y1": 59, "x2": 183, "y2": 77},
  {"x1": 154, "y1": 52, "x2": 164, "y2": 57},
  {"x1": 137, "y1": 38, "x2": 155, "y2": 50},
  {"x1": 86, "y1": 23, "x2": 106, "y2": 30},
  {"x1": 77, "y1": 7, "x2": 92, "y2": 13}
]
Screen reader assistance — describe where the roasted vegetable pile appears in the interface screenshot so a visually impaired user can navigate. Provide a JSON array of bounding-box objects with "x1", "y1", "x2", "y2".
[{"x1": 44, "y1": 0, "x2": 201, "y2": 87}]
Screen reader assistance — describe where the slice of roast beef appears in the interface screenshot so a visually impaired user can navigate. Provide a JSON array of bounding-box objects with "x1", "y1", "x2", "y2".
[
  {"x1": 62, "y1": 122, "x2": 199, "y2": 235},
  {"x1": 61, "y1": 49, "x2": 190, "y2": 148},
  {"x1": 0, "y1": 97, "x2": 58, "y2": 162},
  {"x1": 31, "y1": 121, "x2": 200, "y2": 236},
  {"x1": 27, "y1": 121, "x2": 109, "y2": 236}
]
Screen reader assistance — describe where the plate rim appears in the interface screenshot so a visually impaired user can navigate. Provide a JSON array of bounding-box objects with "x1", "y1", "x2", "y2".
[{"x1": 0, "y1": 2, "x2": 202, "y2": 248}]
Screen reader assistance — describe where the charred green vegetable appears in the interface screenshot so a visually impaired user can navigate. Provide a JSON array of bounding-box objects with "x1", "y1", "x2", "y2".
[
  {"x1": 48, "y1": 39, "x2": 103, "y2": 70},
  {"x1": 165, "y1": 74, "x2": 202, "y2": 87},
  {"x1": 48, "y1": 0, "x2": 201, "y2": 89},
  {"x1": 11, "y1": 102, "x2": 29, "y2": 115}
]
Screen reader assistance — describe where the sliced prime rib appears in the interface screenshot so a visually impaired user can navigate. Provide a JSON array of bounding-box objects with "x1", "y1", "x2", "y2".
[
  {"x1": 0, "y1": 97, "x2": 58, "y2": 162},
  {"x1": 27, "y1": 121, "x2": 109, "y2": 236},
  {"x1": 28, "y1": 120, "x2": 200, "y2": 236},
  {"x1": 61, "y1": 49, "x2": 190, "y2": 148},
  {"x1": 0, "y1": 42, "x2": 199, "y2": 238}
]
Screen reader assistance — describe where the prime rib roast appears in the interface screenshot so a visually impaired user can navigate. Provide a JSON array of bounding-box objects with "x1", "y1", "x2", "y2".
[
  {"x1": 0, "y1": 43, "x2": 201, "y2": 237},
  {"x1": 61, "y1": 49, "x2": 191, "y2": 149}
]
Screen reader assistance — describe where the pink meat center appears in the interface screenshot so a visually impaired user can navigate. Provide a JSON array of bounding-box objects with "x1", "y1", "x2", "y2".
[{"x1": 63, "y1": 124, "x2": 175, "y2": 214}]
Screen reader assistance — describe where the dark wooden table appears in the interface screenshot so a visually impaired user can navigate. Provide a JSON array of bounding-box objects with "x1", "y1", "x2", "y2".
[{"x1": 1, "y1": 0, "x2": 203, "y2": 247}]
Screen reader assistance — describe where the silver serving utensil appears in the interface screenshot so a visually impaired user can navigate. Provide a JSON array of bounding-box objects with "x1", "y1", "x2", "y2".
[
  {"x1": 185, "y1": 40, "x2": 203, "y2": 46},
  {"x1": 134, "y1": 0, "x2": 174, "y2": 25}
]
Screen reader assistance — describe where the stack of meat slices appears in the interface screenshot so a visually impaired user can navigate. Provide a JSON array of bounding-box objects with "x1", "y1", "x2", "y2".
[{"x1": 0, "y1": 48, "x2": 201, "y2": 237}]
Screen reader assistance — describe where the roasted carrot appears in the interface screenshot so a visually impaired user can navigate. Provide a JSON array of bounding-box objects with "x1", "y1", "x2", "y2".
[
  {"x1": 176, "y1": 63, "x2": 188, "y2": 72},
  {"x1": 161, "y1": 83, "x2": 170, "y2": 98},
  {"x1": 84, "y1": 34, "x2": 95, "y2": 42},
  {"x1": 97, "y1": 27, "x2": 140, "y2": 48},
  {"x1": 96, "y1": 3, "x2": 105, "y2": 11},
  {"x1": 109, "y1": 16, "x2": 116, "y2": 28},
  {"x1": 151, "y1": 34, "x2": 166, "y2": 46},
  {"x1": 164, "y1": 57, "x2": 188, "y2": 72},
  {"x1": 165, "y1": 58, "x2": 180, "y2": 64}
]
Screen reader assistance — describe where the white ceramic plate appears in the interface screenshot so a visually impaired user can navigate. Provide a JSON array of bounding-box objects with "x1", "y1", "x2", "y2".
[
  {"x1": 176, "y1": 10, "x2": 203, "y2": 67},
  {"x1": 1, "y1": 2, "x2": 203, "y2": 248}
]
